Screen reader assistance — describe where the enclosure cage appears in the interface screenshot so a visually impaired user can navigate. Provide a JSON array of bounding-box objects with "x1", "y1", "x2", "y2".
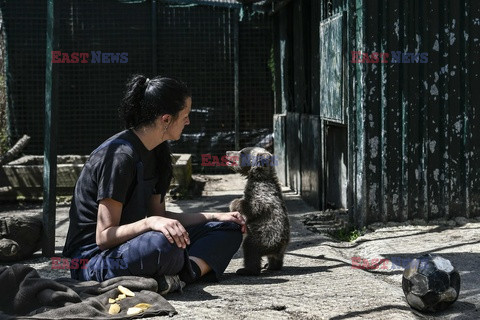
[{"x1": 0, "y1": 0, "x2": 274, "y2": 172}]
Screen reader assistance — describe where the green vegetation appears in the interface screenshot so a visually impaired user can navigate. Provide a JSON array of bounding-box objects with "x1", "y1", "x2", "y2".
[{"x1": 330, "y1": 227, "x2": 366, "y2": 242}]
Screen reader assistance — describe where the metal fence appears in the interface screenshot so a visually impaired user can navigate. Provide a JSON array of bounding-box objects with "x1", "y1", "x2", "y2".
[{"x1": 1, "y1": 0, "x2": 273, "y2": 172}]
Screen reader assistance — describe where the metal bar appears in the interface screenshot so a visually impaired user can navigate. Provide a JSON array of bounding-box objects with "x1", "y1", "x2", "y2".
[
  {"x1": 346, "y1": 0, "x2": 357, "y2": 227},
  {"x1": 152, "y1": 0, "x2": 157, "y2": 75},
  {"x1": 292, "y1": 0, "x2": 305, "y2": 113},
  {"x1": 463, "y1": 0, "x2": 471, "y2": 218},
  {"x1": 419, "y1": 0, "x2": 431, "y2": 221},
  {"x1": 233, "y1": 8, "x2": 240, "y2": 151},
  {"x1": 278, "y1": 8, "x2": 290, "y2": 114},
  {"x1": 353, "y1": 0, "x2": 366, "y2": 227},
  {"x1": 43, "y1": 0, "x2": 58, "y2": 257},
  {"x1": 300, "y1": 114, "x2": 322, "y2": 209},
  {"x1": 2, "y1": 11, "x2": 14, "y2": 147},
  {"x1": 401, "y1": 0, "x2": 416, "y2": 222},
  {"x1": 162, "y1": 0, "x2": 242, "y2": 9},
  {"x1": 446, "y1": 0, "x2": 464, "y2": 217},
  {"x1": 439, "y1": 0, "x2": 449, "y2": 220},
  {"x1": 272, "y1": 13, "x2": 281, "y2": 114},
  {"x1": 467, "y1": 0, "x2": 480, "y2": 218},
  {"x1": 310, "y1": 0, "x2": 320, "y2": 116},
  {"x1": 363, "y1": 0, "x2": 381, "y2": 224}
]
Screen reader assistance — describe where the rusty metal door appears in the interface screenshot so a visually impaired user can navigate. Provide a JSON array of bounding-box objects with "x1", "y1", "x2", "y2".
[{"x1": 319, "y1": 11, "x2": 348, "y2": 209}]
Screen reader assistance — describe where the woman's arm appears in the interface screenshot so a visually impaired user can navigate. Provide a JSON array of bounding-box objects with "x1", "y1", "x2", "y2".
[
  {"x1": 148, "y1": 195, "x2": 246, "y2": 232},
  {"x1": 96, "y1": 198, "x2": 148, "y2": 250},
  {"x1": 96, "y1": 197, "x2": 191, "y2": 250}
]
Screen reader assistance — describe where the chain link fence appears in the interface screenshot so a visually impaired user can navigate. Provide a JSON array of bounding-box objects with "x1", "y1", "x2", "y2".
[{"x1": 0, "y1": 0, "x2": 273, "y2": 172}]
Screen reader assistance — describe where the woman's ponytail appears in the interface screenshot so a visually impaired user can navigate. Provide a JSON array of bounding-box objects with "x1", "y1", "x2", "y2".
[
  {"x1": 119, "y1": 74, "x2": 190, "y2": 130},
  {"x1": 119, "y1": 74, "x2": 149, "y2": 128}
]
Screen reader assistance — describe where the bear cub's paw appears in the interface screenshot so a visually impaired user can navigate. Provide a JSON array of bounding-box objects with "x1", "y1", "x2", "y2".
[{"x1": 236, "y1": 267, "x2": 261, "y2": 276}]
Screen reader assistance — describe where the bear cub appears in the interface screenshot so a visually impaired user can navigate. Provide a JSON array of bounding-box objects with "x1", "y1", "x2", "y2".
[{"x1": 227, "y1": 147, "x2": 290, "y2": 276}]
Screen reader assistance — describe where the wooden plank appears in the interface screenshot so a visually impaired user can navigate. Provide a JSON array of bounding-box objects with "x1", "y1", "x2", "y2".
[
  {"x1": 286, "y1": 112, "x2": 301, "y2": 192},
  {"x1": 379, "y1": 0, "x2": 393, "y2": 222},
  {"x1": 405, "y1": 0, "x2": 428, "y2": 221},
  {"x1": 273, "y1": 114, "x2": 287, "y2": 186},
  {"x1": 351, "y1": 0, "x2": 367, "y2": 227},
  {"x1": 292, "y1": 0, "x2": 306, "y2": 113},
  {"x1": 425, "y1": 0, "x2": 445, "y2": 220},
  {"x1": 273, "y1": 13, "x2": 282, "y2": 114},
  {"x1": 436, "y1": 0, "x2": 450, "y2": 220},
  {"x1": 346, "y1": 0, "x2": 357, "y2": 226},
  {"x1": 363, "y1": 0, "x2": 382, "y2": 224},
  {"x1": 278, "y1": 8, "x2": 292, "y2": 113},
  {"x1": 467, "y1": 0, "x2": 480, "y2": 217},
  {"x1": 302, "y1": 0, "x2": 312, "y2": 114},
  {"x1": 319, "y1": 13, "x2": 344, "y2": 123},
  {"x1": 325, "y1": 123, "x2": 347, "y2": 209},
  {"x1": 310, "y1": 0, "x2": 320, "y2": 116},
  {"x1": 300, "y1": 114, "x2": 322, "y2": 209},
  {"x1": 384, "y1": 0, "x2": 409, "y2": 222},
  {"x1": 446, "y1": 0, "x2": 466, "y2": 217}
]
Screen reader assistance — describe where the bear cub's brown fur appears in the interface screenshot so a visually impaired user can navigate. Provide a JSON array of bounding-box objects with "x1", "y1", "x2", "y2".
[{"x1": 227, "y1": 147, "x2": 290, "y2": 276}]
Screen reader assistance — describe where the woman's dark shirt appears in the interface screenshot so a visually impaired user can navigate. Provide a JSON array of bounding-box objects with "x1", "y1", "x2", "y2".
[{"x1": 63, "y1": 129, "x2": 168, "y2": 258}]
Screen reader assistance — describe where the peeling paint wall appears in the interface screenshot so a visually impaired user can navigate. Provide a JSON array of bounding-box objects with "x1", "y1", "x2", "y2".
[
  {"x1": 352, "y1": 0, "x2": 480, "y2": 225},
  {"x1": 274, "y1": 0, "x2": 480, "y2": 227}
]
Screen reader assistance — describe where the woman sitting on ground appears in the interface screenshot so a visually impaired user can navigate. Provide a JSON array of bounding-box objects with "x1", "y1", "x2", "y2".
[{"x1": 63, "y1": 75, "x2": 245, "y2": 294}]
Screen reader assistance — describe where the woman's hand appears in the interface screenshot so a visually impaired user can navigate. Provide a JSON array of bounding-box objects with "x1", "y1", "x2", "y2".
[
  {"x1": 147, "y1": 216, "x2": 190, "y2": 248},
  {"x1": 211, "y1": 212, "x2": 247, "y2": 233}
]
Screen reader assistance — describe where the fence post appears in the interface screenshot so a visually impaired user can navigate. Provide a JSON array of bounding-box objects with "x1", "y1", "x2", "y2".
[
  {"x1": 43, "y1": 0, "x2": 59, "y2": 257},
  {"x1": 151, "y1": 0, "x2": 157, "y2": 75},
  {"x1": 233, "y1": 8, "x2": 240, "y2": 151}
]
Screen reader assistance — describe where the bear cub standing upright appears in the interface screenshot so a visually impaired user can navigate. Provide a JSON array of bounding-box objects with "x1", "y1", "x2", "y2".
[{"x1": 227, "y1": 147, "x2": 290, "y2": 276}]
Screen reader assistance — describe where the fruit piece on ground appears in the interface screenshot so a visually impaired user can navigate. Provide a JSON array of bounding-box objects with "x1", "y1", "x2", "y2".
[
  {"x1": 108, "y1": 303, "x2": 121, "y2": 315},
  {"x1": 126, "y1": 307, "x2": 144, "y2": 315},
  {"x1": 118, "y1": 285, "x2": 135, "y2": 297},
  {"x1": 116, "y1": 293, "x2": 127, "y2": 301},
  {"x1": 133, "y1": 303, "x2": 152, "y2": 310}
]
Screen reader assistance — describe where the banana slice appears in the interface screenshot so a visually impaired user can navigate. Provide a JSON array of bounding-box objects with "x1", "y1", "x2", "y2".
[
  {"x1": 108, "y1": 298, "x2": 116, "y2": 304},
  {"x1": 116, "y1": 293, "x2": 126, "y2": 301},
  {"x1": 133, "y1": 303, "x2": 152, "y2": 310},
  {"x1": 118, "y1": 285, "x2": 135, "y2": 297},
  {"x1": 108, "y1": 303, "x2": 121, "y2": 315},
  {"x1": 126, "y1": 307, "x2": 143, "y2": 315}
]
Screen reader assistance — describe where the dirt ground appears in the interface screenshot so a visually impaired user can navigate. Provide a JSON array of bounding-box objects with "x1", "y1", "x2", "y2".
[{"x1": 1, "y1": 173, "x2": 479, "y2": 319}]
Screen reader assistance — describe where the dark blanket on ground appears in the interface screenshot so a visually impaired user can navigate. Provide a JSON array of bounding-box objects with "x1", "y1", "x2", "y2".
[{"x1": 0, "y1": 264, "x2": 176, "y2": 319}]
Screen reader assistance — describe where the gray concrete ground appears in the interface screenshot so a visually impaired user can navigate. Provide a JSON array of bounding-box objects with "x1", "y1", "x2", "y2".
[{"x1": 1, "y1": 173, "x2": 479, "y2": 319}]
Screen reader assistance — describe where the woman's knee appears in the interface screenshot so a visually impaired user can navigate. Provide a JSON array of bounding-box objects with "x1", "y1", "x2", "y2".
[
  {"x1": 211, "y1": 221, "x2": 243, "y2": 244},
  {"x1": 139, "y1": 231, "x2": 183, "y2": 257},
  {"x1": 231, "y1": 229, "x2": 244, "y2": 248},
  {"x1": 217, "y1": 228, "x2": 243, "y2": 252},
  {"x1": 128, "y1": 231, "x2": 185, "y2": 270}
]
